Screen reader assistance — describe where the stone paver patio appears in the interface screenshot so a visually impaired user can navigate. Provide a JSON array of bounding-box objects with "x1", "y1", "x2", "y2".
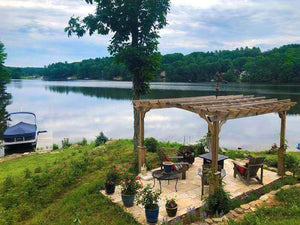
[{"x1": 101, "y1": 157, "x2": 280, "y2": 224}]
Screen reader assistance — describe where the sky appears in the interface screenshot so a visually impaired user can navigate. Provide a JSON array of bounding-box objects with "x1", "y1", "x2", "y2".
[{"x1": 0, "y1": 0, "x2": 299, "y2": 67}]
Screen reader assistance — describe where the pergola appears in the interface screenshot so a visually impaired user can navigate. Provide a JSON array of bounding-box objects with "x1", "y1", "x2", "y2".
[{"x1": 133, "y1": 95, "x2": 296, "y2": 194}]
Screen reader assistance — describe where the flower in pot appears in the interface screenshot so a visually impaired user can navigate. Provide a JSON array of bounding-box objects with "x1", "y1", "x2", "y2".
[
  {"x1": 137, "y1": 184, "x2": 161, "y2": 224},
  {"x1": 120, "y1": 173, "x2": 142, "y2": 207},
  {"x1": 165, "y1": 197, "x2": 178, "y2": 217},
  {"x1": 163, "y1": 161, "x2": 174, "y2": 173},
  {"x1": 105, "y1": 167, "x2": 119, "y2": 195}
]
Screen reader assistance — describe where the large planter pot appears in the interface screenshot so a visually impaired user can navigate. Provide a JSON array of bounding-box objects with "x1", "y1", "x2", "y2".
[
  {"x1": 145, "y1": 205, "x2": 159, "y2": 223},
  {"x1": 121, "y1": 194, "x2": 135, "y2": 207},
  {"x1": 163, "y1": 161, "x2": 173, "y2": 173},
  {"x1": 105, "y1": 183, "x2": 115, "y2": 195},
  {"x1": 166, "y1": 206, "x2": 177, "y2": 217}
]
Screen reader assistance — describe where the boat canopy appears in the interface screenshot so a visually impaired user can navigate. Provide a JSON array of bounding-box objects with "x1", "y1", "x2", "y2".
[{"x1": 4, "y1": 122, "x2": 37, "y2": 138}]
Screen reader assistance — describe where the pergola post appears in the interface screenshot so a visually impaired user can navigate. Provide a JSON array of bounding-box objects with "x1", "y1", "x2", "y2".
[
  {"x1": 138, "y1": 110, "x2": 146, "y2": 173},
  {"x1": 209, "y1": 121, "x2": 220, "y2": 195},
  {"x1": 278, "y1": 111, "x2": 287, "y2": 176}
]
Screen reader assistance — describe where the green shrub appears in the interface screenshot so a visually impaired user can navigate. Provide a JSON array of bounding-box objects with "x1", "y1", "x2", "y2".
[
  {"x1": 34, "y1": 167, "x2": 42, "y2": 173},
  {"x1": 285, "y1": 154, "x2": 299, "y2": 176},
  {"x1": 78, "y1": 137, "x2": 88, "y2": 146},
  {"x1": 265, "y1": 155, "x2": 278, "y2": 167},
  {"x1": 145, "y1": 137, "x2": 159, "y2": 152},
  {"x1": 276, "y1": 187, "x2": 300, "y2": 206},
  {"x1": 95, "y1": 132, "x2": 108, "y2": 146},
  {"x1": 262, "y1": 186, "x2": 272, "y2": 194},
  {"x1": 282, "y1": 176, "x2": 297, "y2": 185},
  {"x1": 95, "y1": 157, "x2": 105, "y2": 169},
  {"x1": 246, "y1": 192, "x2": 259, "y2": 202},
  {"x1": 52, "y1": 143, "x2": 59, "y2": 150},
  {"x1": 205, "y1": 186, "x2": 231, "y2": 215},
  {"x1": 272, "y1": 181, "x2": 284, "y2": 190},
  {"x1": 2, "y1": 176, "x2": 14, "y2": 192},
  {"x1": 224, "y1": 149, "x2": 246, "y2": 159},
  {"x1": 62, "y1": 138, "x2": 71, "y2": 148},
  {"x1": 24, "y1": 168, "x2": 32, "y2": 179},
  {"x1": 193, "y1": 137, "x2": 207, "y2": 156},
  {"x1": 229, "y1": 198, "x2": 244, "y2": 210}
]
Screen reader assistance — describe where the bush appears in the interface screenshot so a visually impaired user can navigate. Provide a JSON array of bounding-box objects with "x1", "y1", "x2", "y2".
[
  {"x1": 205, "y1": 186, "x2": 231, "y2": 215},
  {"x1": 52, "y1": 144, "x2": 59, "y2": 150},
  {"x1": 62, "y1": 138, "x2": 71, "y2": 148},
  {"x1": 78, "y1": 138, "x2": 88, "y2": 146},
  {"x1": 285, "y1": 154, "x2": 299, "y2": 176},
  {"x1": 193, "y1": 139, "x2": 206, "y2": 156},
  {"x1": 24, "y1": 168, "x2": 32, "y2": 179},
  {"x1": 224, "y1": 149, "x2": 246, "y2": 159},
  {"x1": 95, "y1": 132, "x2": 108, "y2": 146},
  {"x1": 265, "y1": 155, "x2": 278, "y2": 167},
  {"x1": 34, "y1": 167, "x2": 42, "y2": 173},
  {"x1": 144, "y1": 137, "x2": 159, "y2": 152},
  {"x1": 282, "y1": 176, "x2": 297, "y2": 185}
]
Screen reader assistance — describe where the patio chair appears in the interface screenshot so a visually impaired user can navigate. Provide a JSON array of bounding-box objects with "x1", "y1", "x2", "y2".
[
  {"x1": 158, "y1": 149, "x2": 190, "y2": 179},
  {"x1": 233, "y1": 157, "x2": 265, "y2": 185},
  {"x1": 198, "y1": 164, "x2": 226, "y2": 199}
]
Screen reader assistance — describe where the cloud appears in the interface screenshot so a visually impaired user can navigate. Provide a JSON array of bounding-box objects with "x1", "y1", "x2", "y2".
[{"x1": 0, "y1": 0, "x2": 299, "y2": 66}]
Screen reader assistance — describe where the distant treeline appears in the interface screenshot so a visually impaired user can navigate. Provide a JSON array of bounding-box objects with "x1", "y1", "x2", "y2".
[{"x1": 8, "y1": 44, "x2": 300, "y2": 83}]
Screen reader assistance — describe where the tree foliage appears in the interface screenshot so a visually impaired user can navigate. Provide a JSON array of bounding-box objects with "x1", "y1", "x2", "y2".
[
  {"x1": 0, "y1": 42, "x2": 11, "y2": 139},
  {"x1": 8, "y1": 44, "x2": 300, "y2": 83}
]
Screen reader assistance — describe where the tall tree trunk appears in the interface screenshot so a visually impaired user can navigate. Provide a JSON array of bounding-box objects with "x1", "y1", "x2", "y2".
[
  {"x1": 133, "y1": 90, "x2": 140, "y2": 153},
  {"x1": 131, "y1": 2, "x2": 140, "y2": 153}
]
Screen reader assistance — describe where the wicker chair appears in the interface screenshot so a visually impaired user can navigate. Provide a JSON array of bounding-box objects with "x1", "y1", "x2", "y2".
[{"x1": 233, "y1": 157, "x2": 265, "y2": 185}]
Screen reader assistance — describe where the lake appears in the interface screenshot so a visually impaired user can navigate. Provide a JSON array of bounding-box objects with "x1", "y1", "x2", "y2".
[{"x1": 4, "y1": 79, "x2": 300, "y2": 151}]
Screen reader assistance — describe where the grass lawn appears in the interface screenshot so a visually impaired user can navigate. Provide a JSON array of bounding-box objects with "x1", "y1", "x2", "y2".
[
  {"x1": 229, "y1": 187, "x2": 300, "y2": 225},
  {"x1": 0, "y1": 139, "x2": 150, "y2": 225}
]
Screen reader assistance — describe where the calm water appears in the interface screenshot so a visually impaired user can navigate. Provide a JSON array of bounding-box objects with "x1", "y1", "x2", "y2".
[{"x1": 4, "y1": 79, "x2": 300, "y2": 151}]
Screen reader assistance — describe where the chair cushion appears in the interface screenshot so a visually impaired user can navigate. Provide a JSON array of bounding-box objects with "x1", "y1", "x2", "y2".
[{"x1": 236, "y1": 163, "x2": 248, "y2": 176}]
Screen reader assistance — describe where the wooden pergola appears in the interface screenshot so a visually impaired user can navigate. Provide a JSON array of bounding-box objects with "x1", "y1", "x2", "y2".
[{"x1": 133, "y1": 95, "x2": 296, "y2": 194}]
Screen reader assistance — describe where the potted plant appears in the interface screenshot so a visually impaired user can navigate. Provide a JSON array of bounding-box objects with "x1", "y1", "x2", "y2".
[
  {"x1": 137, "y1": 184, "x2": 161, "y2": 223},
  {"x1": 163, "y1": 161, "x2": 174, "y2": 173},
  {"x1": 165, "y1": 197, "x2": 178, "y2": 217},
  {"x1": 120, "y1": 172, "x2": 142, "y2": 207},
  {"x1": 105, "y1": 167, "x2": 119, "y2": 195}
]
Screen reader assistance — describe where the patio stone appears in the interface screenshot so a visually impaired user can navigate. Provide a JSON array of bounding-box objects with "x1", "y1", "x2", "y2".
[
  {"x1": 259, "y1": 195, "x2": 269, "y2": 201},
  {"x1": 235, "y1": 208, "x2": 244, "y2": 214},
  {"x1": 100, "y1": 157, "x2": 280, "y2": 224},
  {"x1": 212, "y1": 217, "x2": 223, "y2": 223},
  {"x1": 229, "y1": 210, "x2": 239, "y2": 217},
  {"x1": 240, "y1": 204, "x2": 250, "y2": 210},
  {"x1": 281, "y1": 185, "x2": 291, "y2": 190},
  {"x1": 205, "y1": 218, "x2": 214, "y2": 224}
]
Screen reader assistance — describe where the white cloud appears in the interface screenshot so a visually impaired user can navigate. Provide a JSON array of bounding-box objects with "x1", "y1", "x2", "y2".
[{"x1": 0, "y1": 0, "x2": 299, "y2": 66}]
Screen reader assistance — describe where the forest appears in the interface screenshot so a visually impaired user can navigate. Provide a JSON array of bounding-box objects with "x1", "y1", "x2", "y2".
[{"x1": 8, "y1": 44, "x2": 300, "y2": 83}]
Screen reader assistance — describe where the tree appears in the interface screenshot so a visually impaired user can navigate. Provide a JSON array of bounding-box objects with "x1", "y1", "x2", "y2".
[
  {"x1": 65, "y1": 0, "x2": 170, "y2": 153},
  {"x1": 0, "y1": 42, "x2": 11, "y2": 139}
]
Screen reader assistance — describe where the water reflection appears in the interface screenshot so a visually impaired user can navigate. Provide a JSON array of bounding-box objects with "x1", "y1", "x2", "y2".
[{"x1": 5, "y1": 80, "x2": 300, "y2": 151}]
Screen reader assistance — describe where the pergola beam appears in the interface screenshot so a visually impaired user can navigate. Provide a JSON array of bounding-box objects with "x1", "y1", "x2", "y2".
[{"x1": 133, "y1": 95, "x2": 296, "y2": 195}]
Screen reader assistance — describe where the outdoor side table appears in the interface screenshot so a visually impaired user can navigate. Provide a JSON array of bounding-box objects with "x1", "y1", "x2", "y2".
[
  {"x1": 199, "y1": 152, "x2": 229, "y2": 170},
  {"x1": 152, "y1": 170, "x2": 179, "y2": 192}
]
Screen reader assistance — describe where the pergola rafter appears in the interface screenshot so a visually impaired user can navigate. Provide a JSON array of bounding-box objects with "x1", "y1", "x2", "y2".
[{"x1": 133, "y1": 95, "x2": 296, "y2": 195}]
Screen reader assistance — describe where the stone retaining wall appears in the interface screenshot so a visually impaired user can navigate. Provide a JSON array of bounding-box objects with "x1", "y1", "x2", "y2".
[{"x1": 204, "y1": 183, "x2": 300, "y2": 225}]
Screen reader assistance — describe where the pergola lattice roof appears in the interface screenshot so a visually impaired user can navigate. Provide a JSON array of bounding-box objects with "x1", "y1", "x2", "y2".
[{"x1": 133, "y1": 95, "x2": 296, "y2": 121}]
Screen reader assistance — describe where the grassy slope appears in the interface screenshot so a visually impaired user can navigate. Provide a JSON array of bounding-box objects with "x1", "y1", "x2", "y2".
[{"x1": 229, "y1": 187, "x2": 300, "y2": 225}]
